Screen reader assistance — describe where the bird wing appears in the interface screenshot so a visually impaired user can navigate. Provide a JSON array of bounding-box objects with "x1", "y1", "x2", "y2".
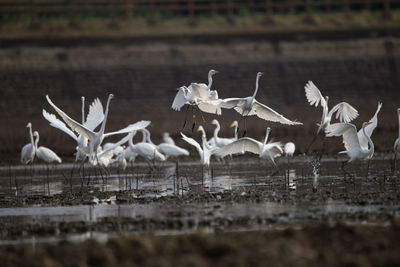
[
  {"x1": 326, "y1": 123, "x2": 361, "y2": 156},
  {"x1": 103, "y1": 120, "x2": 150, "y2": 138},
  {"x1": 204, "y1": 98, "x2": 246, "y2": 110},
  {"x1": 198, "y1": 102, "x2": 222, "y2": 115},
  {"x1": 357, "y1": 102, "x2": 382, "y2": 150},
  {"x1": 214, "y1": 138, "x2": 260, "y2": 158},
  {"x1": 46, "y1": 95, "x2": 95, "y2": 141},
  {"x1": 42, "y1": 109, "x2": 78, "y2": 142},
  {"x1": 329, "y1": 102, "x2": 359, "y2": 123},
  {"x1": 304, "y1": 81, "x2": 326, "y2": 108},
  {"x1": 181, "y1": 133, "x2": 203, "y2": 155},
  {"x1": 249, "y1": 100, "x2": 303, "y2": 125},
  {"x1": 98, "y1": 131, "x2": 134, "y2": 158},
  {"x1": 84, "y1": 98, "x2": 104, "y2": 131},
  {"x1": 190, "y1": 83, "x2": 210, "y2": 99},
  {"x1": 264, "y1": 142, "x2": 283, "y2": 158},
  {"x1": 172, "y1": 87, "x2": 187, "y2": 111}
]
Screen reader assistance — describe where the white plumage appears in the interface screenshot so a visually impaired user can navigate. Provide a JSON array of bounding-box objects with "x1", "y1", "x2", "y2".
[
  {"x1": 215, "y1": 127, "x2": 283, "y2": 166},
  {"x1": 326, "y1": 121, "x2": 374, "y2": 162},
  {"x1": 204, "y1": 72, "x2": 302, "y2": 125},
  {"x1": 305, "y1": 81, "x2": 359, "y2": 134},
  {"x1": 284, "y1": 142, "x2": 295, "y2": 157},
  {"x1": 207, "y1": 119, "x2": 236, "y2": 148},
  {"x1": 21, "y1": 122, "x2": 36, "y2": 164},
  {"x1": 33, "y1": 131, "x2": 62, "y2": 164}
]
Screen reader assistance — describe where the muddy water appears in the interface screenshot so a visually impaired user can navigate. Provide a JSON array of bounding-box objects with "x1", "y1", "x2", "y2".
[{"x1": 0, "y1": 156, "x2": 399, "y2": 244}]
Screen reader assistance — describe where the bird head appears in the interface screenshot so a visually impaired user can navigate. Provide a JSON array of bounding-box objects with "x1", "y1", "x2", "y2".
[
  {"x1": 26, "y1": 122, "x2": 32, "y2": 128},
  {"x1": 230, "y1": 121, "x2": 238, "y2": 128},
  {"x1": 397, "y1": 108, "x2": 400, "y2": 115},
  {"x1": 325, "y1": 96, "x2": 329, "y2": 101},
  {"x1": 210, "y1": 69, "x2": 219, "y2": 75},
  {"x1": 109, "y1": 94, "x2": 114, "y2": 99},
  {"x1": 257, "y1": 72, "x2": 264, "y2": 77},
  {"x1": 33, "y1": 131, "x2": 39, "y2": 137},
  {"x1": 81, "y1": 96, "x2": 85, "y2": 101},
  {"x1": 211, "y1": 119, "x2": 218, "y2": 125}
]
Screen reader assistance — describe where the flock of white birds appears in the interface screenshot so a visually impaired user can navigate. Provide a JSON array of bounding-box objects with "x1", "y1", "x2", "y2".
[{"x1": 21, "y1": 69, "x2": 400, "y2": 172}]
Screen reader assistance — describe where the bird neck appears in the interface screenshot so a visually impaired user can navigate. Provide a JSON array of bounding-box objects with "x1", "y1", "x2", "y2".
[
  {"x1": 29, "y1": 127, "x2": 34, "y2": 147},
  {"x1": 213, "y1": 122, "x2": 220, "y2": 139},
  {"x1": 263, "y1": 130, "x2": 270, "y2": 148},
  {"x1": 141, "y1": 130, "x2": 147, "y2": 143},
  {"x1": 207, "y1": 71, "x2": 213, "y2": 89},
  {"x1": 251, "y1": 74, "x2": 260, "y2": 101},
  {"x1": 34, "y1": 133, "x2": 39, "y2": 150},
  {"x1": 128, "y1": 131, "x2": 136, "y2": 149},
  {"x1": 362, "y1": 124, "x2": 374, "y2": 153},
  {"x1": 234, "y1": 125, "x2": 238, "y2": 139},
  {"x1": 81, "y1": 98, "x2": 85, "y2": 124},
  {"x1": 146, "y1": 131, "x2": 154, "y2": 145},
  {"x1": 99, "y1": 96, "x2": 112, "y2": 134}
]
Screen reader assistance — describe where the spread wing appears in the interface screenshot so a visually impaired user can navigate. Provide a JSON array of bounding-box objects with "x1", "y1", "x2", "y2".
[
  {"x1": 198, "y1": 102, "x2": 222, "y2": 115},
  {"x1": 326, "y1": 122, "x2": 361, "y2": 157},
  {"x1": 172, "y1": 87, "x2": 187, "y2": 111},
  {"x1": 181, "y1": 133, "x2": 202, "y2": 155},
  {"x1": 214, "y1": 137, "x2": 261, "y2": 158},
  {"x1": 249, "y1": 100, "x2": 303, "y2": 125},
  {"x1": 305, "y1": 81, "x2": 326, "y2": 108},
  {"x1": 98, "y1": 131, "x2": 135, "y2": 158},
  {"x1": 357, "y1": 102, "x2": 382, "y2": 150},
  {"x1": 103, "y1": 120, "x2": 151, "y2": 138},
  {"x1": 46, "y1": 95, "x2": 95, "y2": 141},
  {"x1": 204, "y1": 98, "x2": 246, "y2": 110},
  {"x1": 42, "y1": 109, "x2": 78, "y2": 142},
  {"x1": 329, "y1": 102, "x2": 359, "y2": 123},
  {"x1": 84, "y1": 98, "x2": 104, "y2": 131},
  {"x1": 190, "y1": 83, "x2": 210, "y2": 99}
]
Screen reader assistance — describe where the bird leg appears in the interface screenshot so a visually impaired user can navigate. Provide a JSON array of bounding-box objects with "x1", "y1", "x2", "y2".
[
  {"x1": 366, "y1": 159, "x2": 371, "y2": 178},
  {"x1": 181, "y1": 105, "x2": 190, "y2": 131},
  {"x1": 191, "y1": 114, "x2": 196, "y2": 132},
  {"x1": 305, "y1": 134, "x2": 318, "y2": 155},
  {"x1": 46, "y1": 164, "x2": 50, "y2": 196}
]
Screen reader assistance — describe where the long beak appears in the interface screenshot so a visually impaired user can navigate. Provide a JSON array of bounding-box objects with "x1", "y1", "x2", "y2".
[
  {"x1": 259, "y1": 72, "x2": 264, "y2": 76},
  {"x1": 197, "y1": 127, "x2": 202, "y2": 132},
  {"x1": 367, "y1": 121, "x2": 373, "y2": 125},
  {"x1": 26, "y1": 123, "x2": 30, "y2": 128},
  {"x1": 229, "y1": 122, "x2": 236, "y2": 128},
  {"x1": 214, "y1": 70, "x2": 220, "y2": 74}
]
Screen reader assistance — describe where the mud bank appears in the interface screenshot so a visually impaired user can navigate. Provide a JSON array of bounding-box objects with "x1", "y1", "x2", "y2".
[{"x1": 2, "y1": 224, "x2": 400, "y2": 267}]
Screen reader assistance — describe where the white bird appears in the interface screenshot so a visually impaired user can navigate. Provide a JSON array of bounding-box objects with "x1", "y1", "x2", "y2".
[
  {"x1": 204, "y1": 72, "x2": 302, "y2": 134},
  {"x1": 162, "y1": 132, "x2": 175, "y2": 145},
  {"x1": 21, "y1": 122, "x2": 36, "y2": 164},
  {"x1": 284, "y1": 142, "x2": 295, "y2": 157},
  {"x1": 128, "y1": 130, "x2": 166, "y2": 162},
  {"x1": 33, "y1": 131, "x2": 62, "y2": 164},
  {"x1": 42, "y1": 96, "x2": 104, "y2": 161},
  {"x1": 214, "y1": 127, "x2": 283, "y2": 166},
  {"x1": 357, "y1": 102, "x2": 382, "y2": 151},
  {"x1": 393, "y1": 108, "x2": 400, "y2": 171},
  {"x1": 326, "y1": 121, "x2": 374, "y2": 163},
  {"x1": 181, "y1": 126, "x2": 218, "y2": 166},
  {"x1": 305, "y1": 81, "x2": 359, "y2": 134},
  {"x1": 46, "y1": 94, "x2": 150, "y2": 162},
  {"x1": 172, "y1": 69, "x2": 221, "y2": 115},
  {"x1": 207, "y1": 119, "x2": 237, "y2": 148}
]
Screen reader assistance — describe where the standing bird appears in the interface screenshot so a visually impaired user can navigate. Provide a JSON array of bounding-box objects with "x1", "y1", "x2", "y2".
[
  {"x1": 204, "y1": 72, "x2": 302, "y2": 136},
  {"x1": 181, "y1": 126, "x2": 218, "y2": 167},
  {"x1": 214, "y1": 127, "x2": 283, "y2": 167},
  {"x1": 207, "y1": 119, "x2": 236, "y2": 148},
  {"x1": 162, "y1": 132, "x2": 175, "y2": 145},
  {"x1": 128, "y1": 130, "x2": 166, "y2": 163},
  {"x1": 33, "y1": 131, "x2": 62, "y2": 164},
  {"x1": 304, "y1": 81, "x2": 358, "y2": 153},
  {"x1": 21, "y1": 122, "x2": 36, "y2": 164},
  {"x1": 326, "y1": 121, "x2": 374, "y2": 174},
  {"x1": 394, "y1": 108, "x2": 400, "y2": 171}
]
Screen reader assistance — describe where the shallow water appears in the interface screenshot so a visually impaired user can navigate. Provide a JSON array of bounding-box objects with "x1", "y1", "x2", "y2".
[{"x1": 0, "y1": 155, "x2": 399, "y2": 244}]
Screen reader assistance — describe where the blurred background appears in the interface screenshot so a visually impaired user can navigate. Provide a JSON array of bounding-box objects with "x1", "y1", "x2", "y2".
[{"x1": 1, "y1": 0, "x2": 400, "y2": 163}]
